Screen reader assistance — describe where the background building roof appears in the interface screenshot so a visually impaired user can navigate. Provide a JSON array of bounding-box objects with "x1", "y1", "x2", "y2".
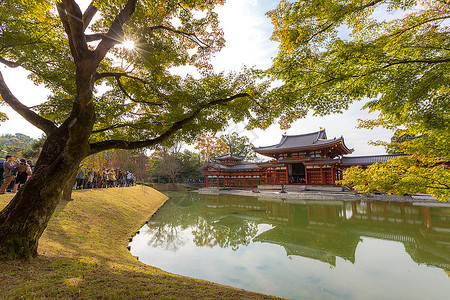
[{"x1": 340, "y1": 154, "x2": 403, "y2": 166}]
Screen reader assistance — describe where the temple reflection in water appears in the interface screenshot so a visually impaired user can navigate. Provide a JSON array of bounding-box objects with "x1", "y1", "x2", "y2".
[
  {"x1": 202, "y1": 194, "x2": 450, "y2": 272},
  {"x1": 132, "y1": 192, "x2": 450, "y2": 298}
]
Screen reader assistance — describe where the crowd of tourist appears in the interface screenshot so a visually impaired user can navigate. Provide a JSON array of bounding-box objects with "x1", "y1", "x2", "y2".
[
  {"x1": 0, "y1": 154, "x2": 34, "y2": 194},
  {"x1": 0, "y1": 154, "x2": 137, "y2": 194},
  {"x1": 74, "y1": 167, "x2": 137, "y2": 189}
]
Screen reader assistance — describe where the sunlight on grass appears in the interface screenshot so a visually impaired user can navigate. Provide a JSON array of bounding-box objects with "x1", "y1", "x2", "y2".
[
  {"x1": 65, "y1": 277, "x2": 83, "y2": 287},
  {"x1": 79, "y1": 255, "x2": 100, "y2": 265}
]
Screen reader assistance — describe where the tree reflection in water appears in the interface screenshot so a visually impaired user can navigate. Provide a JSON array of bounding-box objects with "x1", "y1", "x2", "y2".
[
  {"x1": 192, "y1": 217, "x2": 258, "y2": 250},
  {"x1": 144, "y1": 224, "x2": 186, "y2": 252},
  {"x1": 144, "y1": 192, "x2": 261, "y2": 251}
]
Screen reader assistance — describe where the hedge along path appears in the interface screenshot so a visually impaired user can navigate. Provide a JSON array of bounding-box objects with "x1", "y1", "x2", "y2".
[{"x1": 0, "y1": 186, "x2": 278, "y2": 299}]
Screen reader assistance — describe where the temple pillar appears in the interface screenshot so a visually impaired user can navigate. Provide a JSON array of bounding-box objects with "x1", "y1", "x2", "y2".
[
  {"x1": 320, "y1": 166, "x2": 325, "y2": 184},
  {"x1": 331, "y1": 166, "x2": 335, "y2": 185},
  {"x1": 285, "y1": 166, "x2": 289, "y2": 184},
  {"x1": 421, "y1": 207, "x2": 432, "y2": 229},
  {"x1": 305, "y1": 167, "x2": 308, "y2": 184}
]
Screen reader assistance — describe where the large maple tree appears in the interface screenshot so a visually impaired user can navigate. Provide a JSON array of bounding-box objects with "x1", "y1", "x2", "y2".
[{"x1": 0, "y1": 0, "x2": 270, "y2": 259}]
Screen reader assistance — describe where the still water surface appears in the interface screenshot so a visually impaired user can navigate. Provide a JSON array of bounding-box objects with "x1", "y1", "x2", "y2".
[{"x1": 129, "y1": 192, "x2": 450, "y2": 299}]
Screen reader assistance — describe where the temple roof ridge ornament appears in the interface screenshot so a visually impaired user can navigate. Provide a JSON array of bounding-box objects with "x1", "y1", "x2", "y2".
[{"x1": 213, "y1": 153, "x2": 244, "y2": 161}]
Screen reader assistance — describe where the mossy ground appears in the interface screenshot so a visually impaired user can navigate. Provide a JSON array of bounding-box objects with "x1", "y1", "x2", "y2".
[{"x1": 0, "y1": 186, "x2": 278, "y2": 299}]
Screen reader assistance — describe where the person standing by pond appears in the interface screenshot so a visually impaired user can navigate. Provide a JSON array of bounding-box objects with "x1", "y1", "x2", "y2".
[
  {"x1": 13, "y1": 158, "x2": 32, "y2": 193},
  {"x1": 86, "y1": 170, "x2": 94, "y2": 189},
  {"x1": 0, "y1": 158, "x2": 5, "y2": 187},
  {"x1": 76, "y1": 167, "x2": 85, "y2": 189},
  {"x1": 0, "y1": 155, "x2": 19, "y2": 194},
  {"x1": 106, "y1": 169, "x2": 115, "y2": 188}
]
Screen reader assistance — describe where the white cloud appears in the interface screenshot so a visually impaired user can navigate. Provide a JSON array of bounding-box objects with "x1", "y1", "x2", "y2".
[{"x1": 212, "y1": 0, "x2": 278, "y2": 71}]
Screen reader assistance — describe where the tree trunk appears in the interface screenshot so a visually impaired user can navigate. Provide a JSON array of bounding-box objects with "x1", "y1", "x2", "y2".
[
  {"x1": 0, "y1": 125, "x2": 89, "y2": 260},
  {"x1": 61, "y1": 171, "x2": 77, "y2": 202}
]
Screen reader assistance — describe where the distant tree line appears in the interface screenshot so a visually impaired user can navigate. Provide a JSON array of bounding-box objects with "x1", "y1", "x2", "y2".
[
  {"x1": 0, "y1": 133, "x2": 45, "y2": 160},
  {"x1": 1, "y1": 131, "x2": 258, "y2": 185},
  {"x1": 34, "y1": 133, "x2": 255, "y2": 185}
]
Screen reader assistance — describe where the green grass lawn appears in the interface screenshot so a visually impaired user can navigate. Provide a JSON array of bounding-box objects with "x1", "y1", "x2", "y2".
[{"x1": 0, "y1": 186, "x2": 278, "y2": 299}]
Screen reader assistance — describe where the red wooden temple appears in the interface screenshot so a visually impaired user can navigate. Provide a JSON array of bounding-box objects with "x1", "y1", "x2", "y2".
[
  {"x1": 201, "y1": 129, "x2": 399, "y2": 188},
  {"x1": 200, "y1": 154, "x2": 265, "y2": 188}
]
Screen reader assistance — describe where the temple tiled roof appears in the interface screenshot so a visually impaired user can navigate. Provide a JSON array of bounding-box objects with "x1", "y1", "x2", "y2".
[
  {"x1": 201, "y1": 161, "x2": 260, "y2": 170},
  {"x1": 254, "y1": 129, "x2": 326, "y2": 151},
  {"x1": 253, "y1": 129, "x2": 352, "y2": 154},
  {"x1": 213, "y1": 154, "x2": 244, "y2": 161}
]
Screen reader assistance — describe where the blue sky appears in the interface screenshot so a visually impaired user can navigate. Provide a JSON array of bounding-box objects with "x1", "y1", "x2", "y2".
[{"x1": 0, "y1": 0, "x2": 393, "y2": 155}]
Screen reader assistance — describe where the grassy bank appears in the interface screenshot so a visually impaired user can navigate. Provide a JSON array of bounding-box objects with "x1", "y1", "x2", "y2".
[{"x1": 0, "y1": 186, "x2": 277, "y2": 299}]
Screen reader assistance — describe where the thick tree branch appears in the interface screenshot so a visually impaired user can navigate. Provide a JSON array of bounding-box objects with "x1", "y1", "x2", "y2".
[
  {"x1": 149, "y1": 25, "x2": 210, "y2": 48},
  {"x1": 56, "y1": 2, "x2": 81, "y2": 61},
  {"x1": 296, "y1": 76, "x2": 337, "y2": 92},
  {"x1": 303, "y1": 22, "x2": 334, "y2": 44},
  {"x1": 94, "y1": 0, "x2": 137, "y2": 63},
  {"x1": 0, "y1": 54, "x2": 73, "y2": 93},
  {"x1": 0, "y1": 70, "x2": 56, "y2": 134},
  {"x1": 87, "y1": 25, "x2": 210, "y2": 48},
  {"x1": 94, "y1": 72, "x2": 148, "y2": 84},
  {"x1": 91, "y1": 123, "x2": 132, "y2": 134},
  {"x1": 416, "y1": 174, "x2": 450, "y2": 189},
  {"x1": 115, "y1": 76, "x2": 136, "y2": 102},
  {"x1": 0, "y1": 56, "x2": 21, "y2": 68},
  {"x1": 92, "y1": 122, "x2": 159, "y2": 134},
  {"x1": 385, "y1": 15, "x2": 450, "y2": 39},
  {"x1": 299, "y1": 54, "x2": 450, "y2": 92},
  {"x1": 177, "y1": 3, "x2": 190, "y2": 15},
  {"x1": 63, "y1": 0, "x2": 91, "y2": 60},
  {"x1": 0, "y1": 24, "x2": 59, "y2": 50},
  {"x1": 89, "y1": 92, "x2": 249, "y2": 154},
  {"x1": 82, "y1": 1, "x2": 98, "y2": 31},
  {"x1": 95, "y1": 72, "x2": 163, "y2": 106},
  {"x1": 29, "y1": 103, "x2": 60, "y2": 110},
  {"x1": 383, "y1": 58, "x2": 450, "y2": 68},
  {"x1": 297, "y1": 1, "x2": 384, "y2": 46},
  {"x1": 85, "y1": 33, "x2": 106, "y2": 42},
  {"x1": 358, "y1": 0, "x2": 383, "y2": 10}
]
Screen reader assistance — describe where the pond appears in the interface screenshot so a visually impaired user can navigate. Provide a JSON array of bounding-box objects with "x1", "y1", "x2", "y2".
[{"x1": 129, "y1": 192, "x2": 450, "y2": 299}]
